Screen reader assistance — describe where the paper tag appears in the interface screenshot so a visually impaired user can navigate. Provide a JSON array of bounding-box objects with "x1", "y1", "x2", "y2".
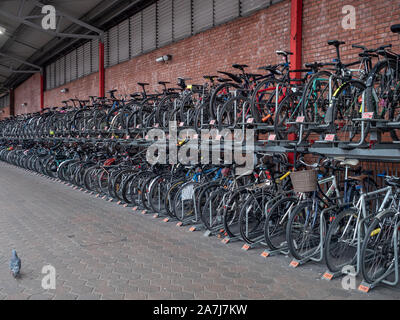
[
  {"x1": 247, "y1": 118, "x2": 254, "y2": 124},
  {"x1": 210, "y1": 120, "x2": 216, "y2": 125},
  {"x1": 268, "y1": 134, "x2": 276, "y2": 141},
  {"x1": 325, "y1": 134, "x2": 335, "y2": 142},
  {"x1": 296, "y1": 116, "x2": 305, "y2": 123},
  {"x1": 362, "y1": 112, "x2": 374, "y2": 119}
]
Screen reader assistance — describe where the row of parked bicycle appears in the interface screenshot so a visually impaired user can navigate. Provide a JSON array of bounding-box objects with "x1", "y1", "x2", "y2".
[
  {"x1": 1, "y1": 132, "x2": 400, "y2": 292},
  {"x1": 1, "y1": 24, "x2": 400, "y2": 148},
  {"x1": 1, "y1": 24, "x2": 400, "y2": 293}
]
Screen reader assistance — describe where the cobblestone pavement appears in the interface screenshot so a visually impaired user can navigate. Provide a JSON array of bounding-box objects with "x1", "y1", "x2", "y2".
[{"x1": 0, "y1": 162, "x2": 399, "y2": 300}]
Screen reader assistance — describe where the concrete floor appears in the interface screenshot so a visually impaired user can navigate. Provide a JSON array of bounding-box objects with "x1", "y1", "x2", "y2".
[{"x1": 0, "y1": 161, "x2": 398, "y2": 300}]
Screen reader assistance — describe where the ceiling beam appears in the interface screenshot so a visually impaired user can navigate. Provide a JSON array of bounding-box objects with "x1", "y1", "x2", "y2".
[
  {"x1": 30, "y1": 0, "x2": 104, "y2": 36},
  {"x1": 0, "y1": 9, "x2": 100, "y2": 40},
  {"x1": 0, "y1": 52, "x2": 41, "y2": 71}
]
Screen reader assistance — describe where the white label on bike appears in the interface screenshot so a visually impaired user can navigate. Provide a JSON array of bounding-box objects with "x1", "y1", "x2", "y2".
[
  {"x1": 296, "y1": 116, "x2": 305, "y2": 123},
  {"x1": 362, "y1": 112, "x2": 374, "y2": 119},
  {"x1": 210, "y1": 120, "x2": 216, "y2": 125},
  {"x1": 154, "y1": 123, "x2": 159, "y2": 128},
  {"x1": 179, "y1": 122, "x2": 184, "y2": 127},
  {"x1": 247, "y1": 118, "x2": 254, "y2": 124},
  {"x1": 269, "y1": 134, "x2": 276, "y2": 141},
  {"x1": 325, "y1": 134, "x2": 335, "y2": 142},
  {"x1": 182, "y1": 185, "x2": 194, "y2": 200}
]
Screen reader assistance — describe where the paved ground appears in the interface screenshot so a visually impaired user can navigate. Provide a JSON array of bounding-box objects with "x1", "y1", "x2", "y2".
[{"x1": 0, "y1": 162, "x2": 399, "y2": 300}]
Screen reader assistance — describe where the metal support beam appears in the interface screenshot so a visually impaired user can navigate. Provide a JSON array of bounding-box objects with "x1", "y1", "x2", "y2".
[
  {"x1": 30, "y1": 0, "x2": 104, "y2": 36},
  {"x1": 290, "y1": 0, "x2": 303, "y2": 79},
  {"x1": 99, "y1": 41, "x2": 105, "y2": 98},
  {"x1": 288, "y1": 0, "x2": 303, "y2": 164},
  {"x1": 0, "y1": 52, "x2": 41, "y2": 71},
  {"x1": 0, "y1": 0, "x2": 104, "y2": 40}
]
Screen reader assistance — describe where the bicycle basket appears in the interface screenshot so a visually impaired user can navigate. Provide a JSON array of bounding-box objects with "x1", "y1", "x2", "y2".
[{"x1": 290, "y1": 170, "x2": 318, "y2": 193}]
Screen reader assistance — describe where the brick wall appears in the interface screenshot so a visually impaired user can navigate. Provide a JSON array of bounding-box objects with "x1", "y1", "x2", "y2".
[
  {"x1": 12, "y1": 0, "x2": 400, "y2": 112},
  {"x1": 0, "y1": 106, "x2": 10, "y2": 120},
  {"x1": 14, "y1": 73, "x2": 41, "y2": 115},
  {"x1": 104, "y1": 1, "x2": 291, "y2": 96},
  {"x1": 302, "y1": 0, "x2": 400, "y2": 65},
  {"x1": 44, "y1": 72, "x2": 99, "y2": 108}
]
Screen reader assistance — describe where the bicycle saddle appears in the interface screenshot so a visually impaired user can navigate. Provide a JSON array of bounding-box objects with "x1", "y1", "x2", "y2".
[
  {"x1": 217, "y1": 71, "x2": 242, "y2": 83},
  {"x1": 385, "y1": 177, "x2": 400, "y2": 187},
  {"x1": 328, "y1": 40, "x2": 345, "y2": 47},
  {"x1": 338, "y1": 159, "x2": 360, "y2": 167},
  {"x1": 276, "y1": 50, "x2": 293, "y2": 56},
  {"x1": 391, "y1": 24, "x2": 400, "y2": 34},
  {"x1": 258, "y1": 66, "x2": 282, "y2": 76},
  {"x1": 158, "y1": 81, "x2": 170, "y2": 85},
  {"x1": 232, "y1": 64, "x2": 249, "y2": 71},
  {"x1": 247, "y1": 73, "x2": 263, "y2": 79},
  {"x1": 217, "y1": 78, "x2": 231, "y2": 83},
  {"x1": 107, "y1": 89, "x2": 118, "y2": 94},
  {"x1": 137, "y1": 83, "x2": 149, "y2": 87}
]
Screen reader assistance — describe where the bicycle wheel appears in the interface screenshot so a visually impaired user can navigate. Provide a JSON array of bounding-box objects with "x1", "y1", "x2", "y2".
[
  {"x1": 331, "y1": 80, "x2": 368, "y2": 143},
  {"x1": 218, "y1": 96, "x2": 251, "y2": 131},
  {"x1": 238, "y1": 190, "x2": 272, "y2": 244},
  {"x1": 250, "y1": 78, "x2": 284, "y2": 124},
  {"x1": 324, "y1": 209, "x2": 359, "y2": 272},
  {"x1": 286, "y1": 200, "x2": 325, "y2": 261},
  {"x1": 201, "y1": 188, "x2": 227, "y2": 231},
  {"x1": 366, "y1": 59, "x2": 400, "y2": 141},
  {"x1": 360, "y1": 209, "x2": 398, "y2": 284},
  {"x1": 273, "y1": 94, "x2": 301, "y2": 140},
  {"x1": 264, "y1": 197, "x2": 297, "y2": 251},
  {"x1": 222, "y1": 188, "x2": 249, "y2": 239},
  {"x1": 301, "y1": 71, "x2": 335, "y2": 124}
]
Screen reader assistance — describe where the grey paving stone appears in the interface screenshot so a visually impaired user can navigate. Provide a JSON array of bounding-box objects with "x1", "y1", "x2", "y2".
[{"x1": 0, "y1": 162, "x2": 398, "y2": 300}]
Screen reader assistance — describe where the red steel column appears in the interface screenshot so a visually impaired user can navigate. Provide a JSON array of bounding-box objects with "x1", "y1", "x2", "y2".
[
  {"x1": 290, "y1": 0, "x2": 303, "y2": 80},
  {"x1": 40, "y1": 72, "x2": 44, "y2": 111},
  {"x1": 99, "y1": 41, "x2": 105, "y2": 97},
  {"x1": 289, "y1": 0, "x2": 303, "y2": 164}
]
